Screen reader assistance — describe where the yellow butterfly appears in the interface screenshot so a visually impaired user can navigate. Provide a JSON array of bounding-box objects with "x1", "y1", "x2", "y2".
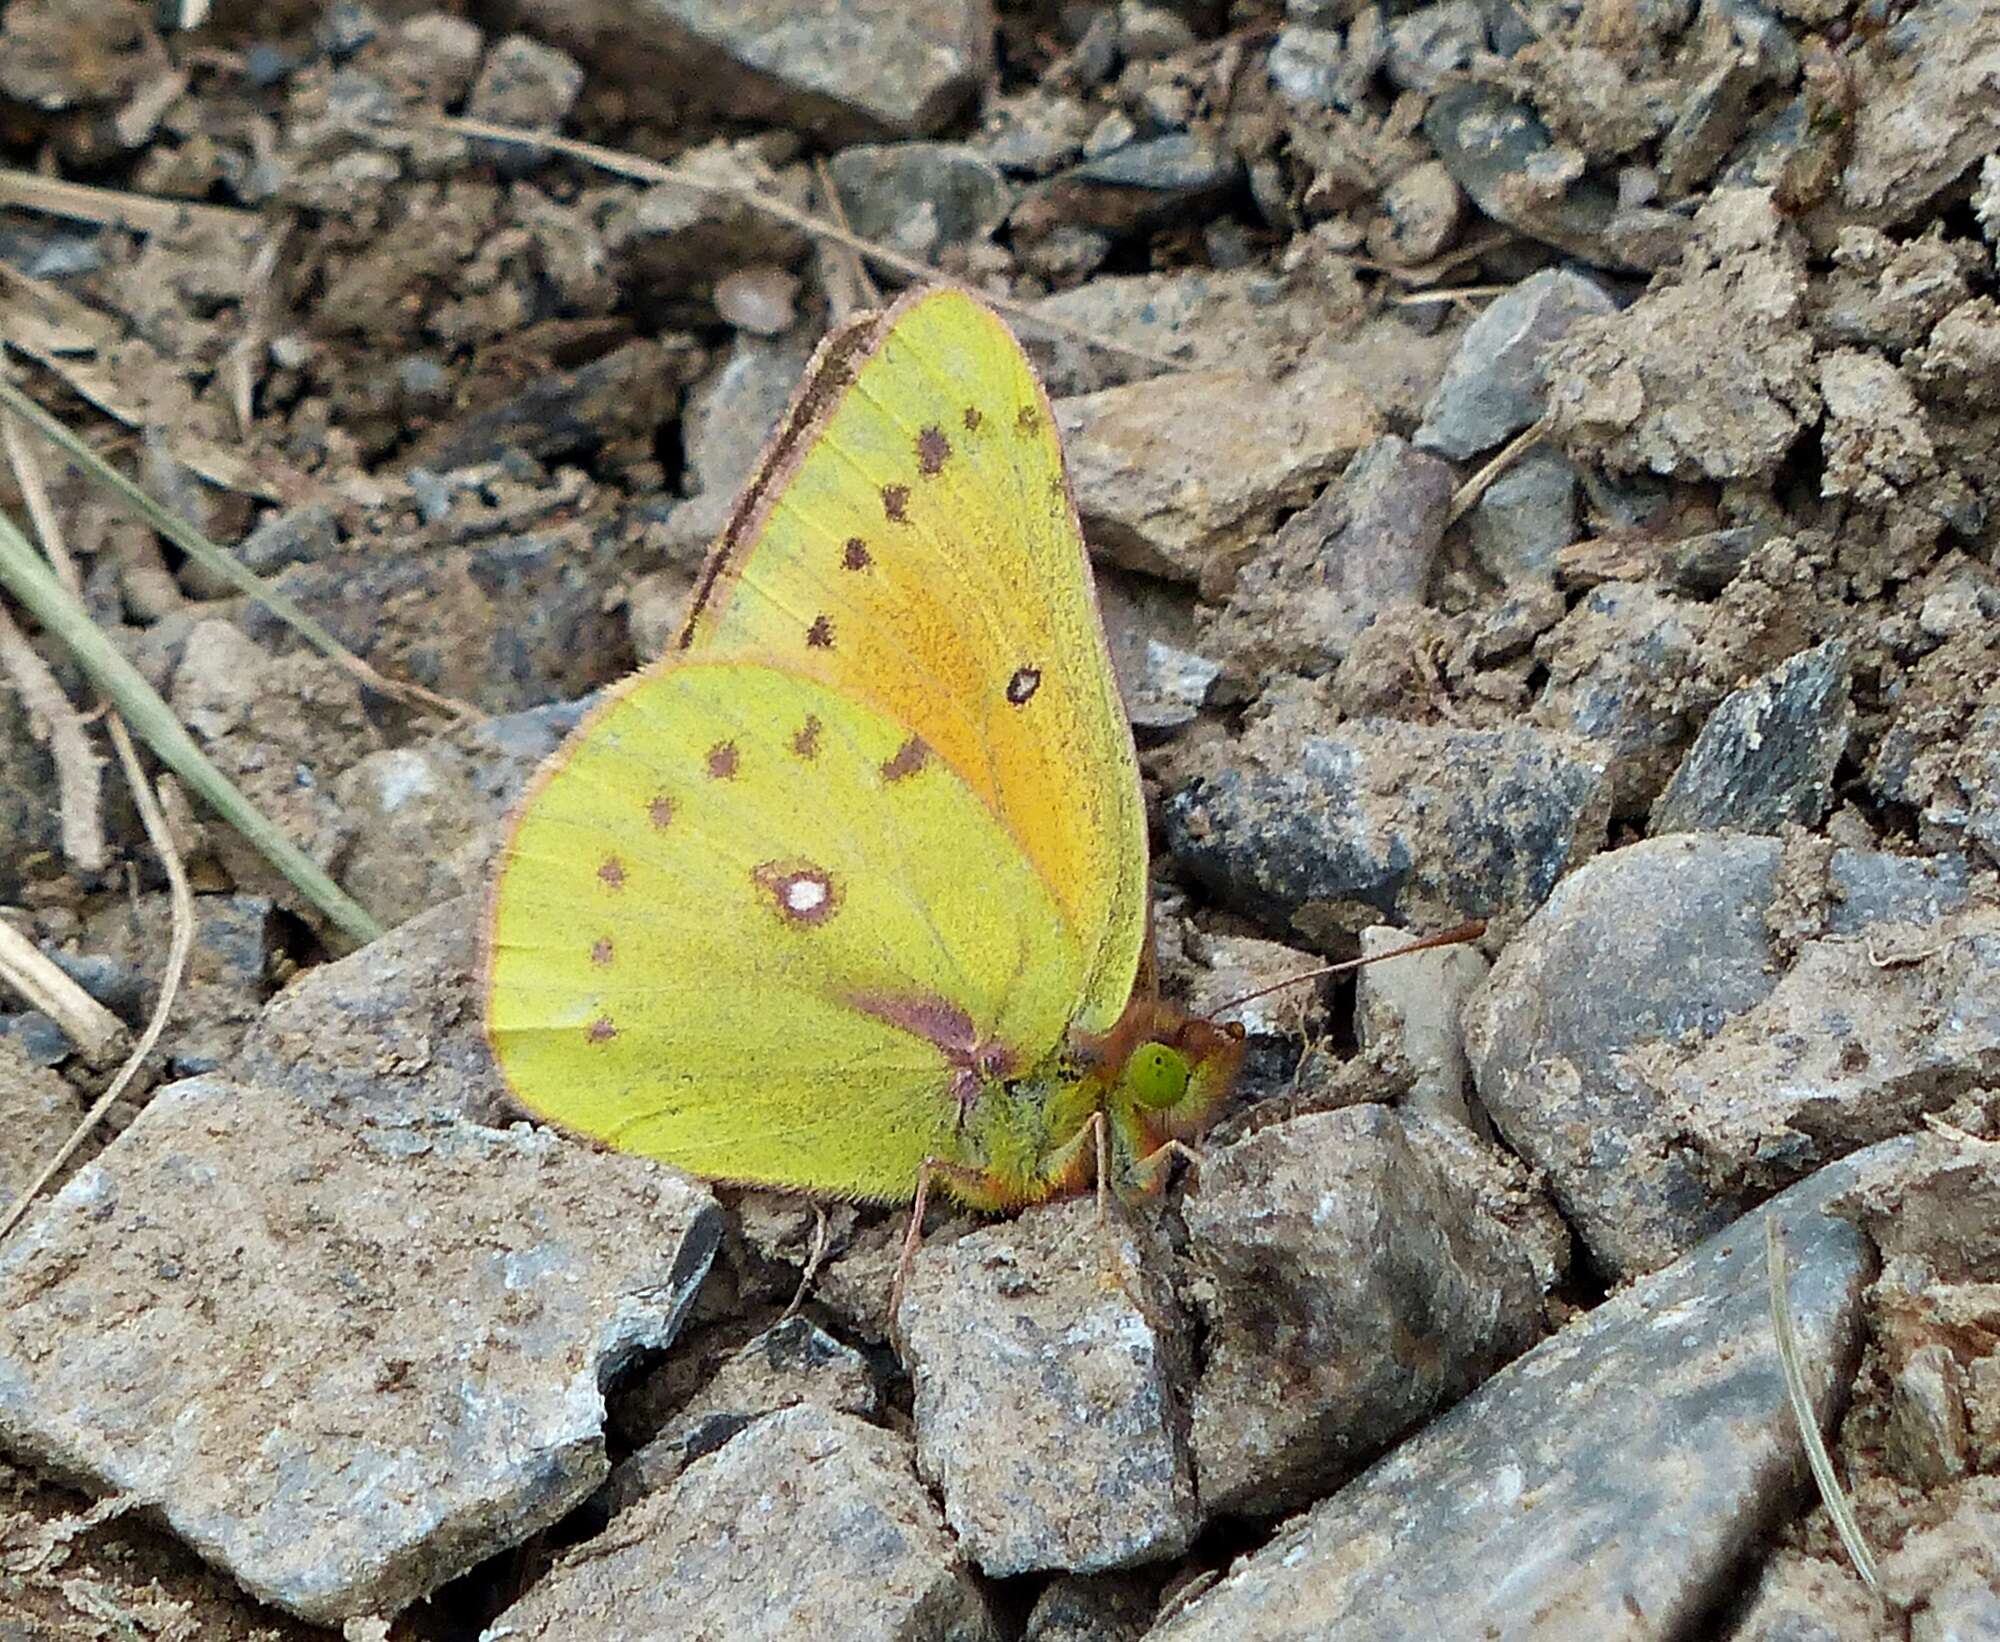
[{"x1": 482, "y1": 286, "x2": 1243, "y2": 1226}]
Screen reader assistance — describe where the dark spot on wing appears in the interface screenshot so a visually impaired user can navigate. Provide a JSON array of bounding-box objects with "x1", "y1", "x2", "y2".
[
  {"x1": 1006, "y1": 666, "x2": 1042, "y2": 706},
  {"x1": 917, "y1": 426, "x2": 950, "y2": 475},
  {"x1": 707, "y1": 741, "x2": 740, "y2": 779},
  {"x1": 806, "y1": 614, "x2": 834, "y2": 649},
  {"x1": 881, "y1": 736, "x2": 929, "y2": 783},
  {"x1": 882, "y1": 483, "x2": 910, "y2": 522},
  {"x1": 843, "y1": 537, "x2": 872, "y2": 571}
]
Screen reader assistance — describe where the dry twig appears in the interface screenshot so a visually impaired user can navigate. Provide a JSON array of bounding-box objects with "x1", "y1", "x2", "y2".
[{"x1": 411, "y1": 113, "x2": 1189, "y2": 373}]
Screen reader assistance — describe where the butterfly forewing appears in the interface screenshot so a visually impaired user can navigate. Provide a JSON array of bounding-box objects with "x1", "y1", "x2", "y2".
[{"x1": 679, "y1": 288, "x2": 1149, "y2": 1035}]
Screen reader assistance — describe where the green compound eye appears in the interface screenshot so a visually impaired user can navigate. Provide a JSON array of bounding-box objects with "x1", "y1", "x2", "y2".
[{"x1": 1127, "y1": 1042, "x2": 1191, "y2": 1110}]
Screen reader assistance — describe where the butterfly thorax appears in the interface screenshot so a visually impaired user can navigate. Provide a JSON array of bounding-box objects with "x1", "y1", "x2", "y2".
[{"x1": 944, "y1": 1002, "x2": 1247, "y2": 1211}]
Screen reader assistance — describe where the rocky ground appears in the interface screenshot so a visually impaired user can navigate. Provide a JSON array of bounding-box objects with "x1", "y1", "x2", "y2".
[{"x1": 1, "y1": 0, "x2": 1997, "y2": 1637}]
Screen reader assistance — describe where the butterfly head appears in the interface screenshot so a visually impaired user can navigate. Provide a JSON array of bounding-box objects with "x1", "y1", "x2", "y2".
[{"x1": 1117, "y1": 1013, "x2": 1246, "y2": 1146}]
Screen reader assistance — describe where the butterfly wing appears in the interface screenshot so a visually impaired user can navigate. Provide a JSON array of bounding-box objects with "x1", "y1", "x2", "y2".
[
  {"x1": 680, "y1": 287, "x2": 1149, "y2": 1035},
  {"x1": 486, "y1": 659, "x2": 1085, "y2": 1200}
]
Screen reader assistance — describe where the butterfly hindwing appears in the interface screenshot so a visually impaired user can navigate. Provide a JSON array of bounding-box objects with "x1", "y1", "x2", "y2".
[
  {"x1": 486, "y1": 660, "x2": 1085, "y2": 1200},
  {"x1": 680, "y1": 288, "x2": 1149, "y2": 1035}
]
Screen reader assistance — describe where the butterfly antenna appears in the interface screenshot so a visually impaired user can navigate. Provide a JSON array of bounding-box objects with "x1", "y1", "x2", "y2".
[{"x1": 1208, "y1": 920, "x2": 1487, "y2": 1017}]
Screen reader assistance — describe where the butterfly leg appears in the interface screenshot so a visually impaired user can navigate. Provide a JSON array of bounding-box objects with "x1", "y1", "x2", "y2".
[
  {"x1": 890, "y1": 1155, "x2": 990, "y2": 1330},
  {"x1": 779, "y1": 1205, "x2": 831, "y2": 1323}
]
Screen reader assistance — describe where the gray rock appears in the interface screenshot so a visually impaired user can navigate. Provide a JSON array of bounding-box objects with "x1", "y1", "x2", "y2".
[
  {"x1": 0, "y1": 1076, "x2": 718, "y2": 1623},
  {"x1": 899, "y1": 1200, "x2": 1197, "y2": 1574},
  {"x1": 975, "y1": 88, "x2": 1093, "y2": 175},
  {"x1": 508, "y1": 0, "x2": 993, "y2": 141},
  {"x1": 1024, "y1": 266, "x2": 1456, "y2": 403},
  {"x1": 238, "y1": 501, "x2": 341, "y2": 573},
  {"x1": 682, "y1": 328, "x2": 816, "y2": 502},
  {"x1": 1016, "y1": 133, "x2": 1243, "y2": 237},
  {"x1": 486, "y1": 1407, "x2": 997, "y2": 1640},
  {"x1": 1184, "y1": 1106, "x2": 1559, "y2": 1520},
  {"x1": 608, "y1": 140, "x2": 812, "y2": 302},
  {"x1": 1651, "y1": 640, "x2": 1852, "y2": 835},
  {"x1": 1385, "y1": 0, "x2": 1486, "y2": 93},
  {"x1": 1147, "y1": 1148, "x2": 1878, "y2": 1642},
  {"x1": 1025, "y1": 1574, "x2": 1155, "y2": 1642},
  {"x1": 82, "y1": 894, "x2": 277, "y2": 1077},
  {"x1": 1424, "y1": 85, "x2": 1681, "y2": 273},
  {"x1": 1464, "y1": 833, "x2": 1782, "y2": 1279},
  {"x1": 1268, "y1": 26, "x2": 1367, "y2": 111},
  {"x1": 1355, "y1": 924, "x2": 1490, "y2": 1128},
  {"x1": 1127, "y1": 639, "x2": 1222, "y2": 733},
  {"x1": 465, "y1": 33, "x2": 584, "y2": 132},
  {"x1": 1210, "y1": 435, "x2": 1453, "y2": 673},
  {"x1": 1659, "y1": 57, "x2": 1760, "y2": 198},
  {"x1": 1544, "y1": 190, "x2": 1820, "y2": 481},
  {"x1": 1366, "y1": 158, "x2": 1464, "y2": 267},
  {"x1": 1533, "y1": 581, "x2": 1707, "y2": 818},
  {"x1": 1415, "y1": 269, "x2": 1616, "y2": 460},
  {"x1": 232, "y1": 896, "x2": 516, "y2": 1132},
  {"x1": 1665, "y1": 902, "x2": 2000, "y2": 1193},
  {"x1": 1825, "y1": 846, "x2": 1970, "y2": 935},
  {"x1": 0, "y1": 1038, "x2": 78, "y2": 1219},
  {"x1": 1058, "y1": 355, "x2": 1382, "y2": 582},
  {"x1": 829, "y1": 141, "x2": 1014, "y2": 259},
  {"x1": 1165, "y1": 709, "x2": 1611, "y2": 947},
  {"x1": 331, "y1": 698, "x2": 591, "y2": 927},
  {"x1": 1660, "y1": 524, "x2": 1761, "y2": 595},
  {"x1": 1468, "y1": 446, "x2": 1580, "y2": 582},
  {"x1": 607, "y1": 1316, "x2": 884, "y2": 1512}
]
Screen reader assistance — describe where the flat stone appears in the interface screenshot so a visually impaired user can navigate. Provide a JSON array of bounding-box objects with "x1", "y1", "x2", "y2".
[
  {"x1": 232, "y1": 896, "x2": 515, "y2": 1132},
  {"x1": 1651, "y1": 640, "x2": 1852, "y2": 835},
  {"x1": 0, "y1": 1076, "x2": 719, "y2": 1623},
  {"x1": 1147, "y1": 1149, "x2": 1877, "y2": 1642},
  {"x1": 1016, "y1": 133, "x2": 1242, "y2": 237},
  {"x1": 1415, "y1": 269, "x2": 1616, "y2": 460},
  {"x1": 1165, "y1": 706, "x2": 1611, "y2": 948},
  {"x1": 1184, "y1": 1106, "x2": 1560, "y2": 1520},
  {"x1": 1058, "y1": 355, "x2": 1380, "y2": 582},
  {"x1": 899, "y1": 1199, "x2": 1197, "y2": 1575},
  {"x1": 487, "y1": 1407, "x2": 997, "y2": 1640},
  {"x1": 1025, "y1": 269, "x2": 1458, "y2": 410},
  {"x1": 510, "y1": 0, "x2": 994, "y2": 141},
  {"x1": 1209, "y1": 435, "x2": 1453, "y2": 673},
  {"x1": 1464, "y1": 833, "x2": 1783, "y2": 1279}
]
